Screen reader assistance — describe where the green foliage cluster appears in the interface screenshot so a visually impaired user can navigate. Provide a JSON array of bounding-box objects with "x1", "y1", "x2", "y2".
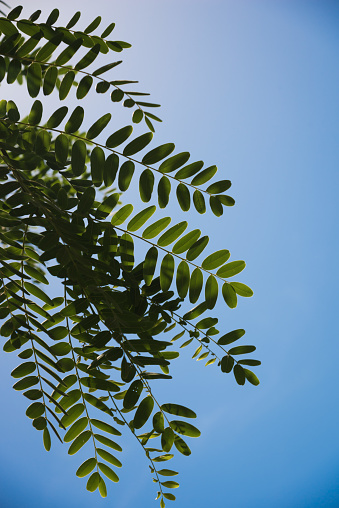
[{"x1": 0, "y1": 5, "x2": 260, "y2": 505}]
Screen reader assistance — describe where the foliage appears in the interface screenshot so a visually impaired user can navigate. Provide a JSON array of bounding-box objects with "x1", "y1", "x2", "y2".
[{"x1": 0, "y1": 5, "x2": 260, "y2": 505}]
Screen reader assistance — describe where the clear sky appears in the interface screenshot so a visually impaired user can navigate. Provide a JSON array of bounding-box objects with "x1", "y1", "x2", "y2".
[{"x1": 0, "y1": 1, "x2": 338, "y2": 507}]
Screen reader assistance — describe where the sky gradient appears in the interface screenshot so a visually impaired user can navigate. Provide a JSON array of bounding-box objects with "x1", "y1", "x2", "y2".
[{"x1": 0, "y1": 1, "x2": 338, "y2": 507}]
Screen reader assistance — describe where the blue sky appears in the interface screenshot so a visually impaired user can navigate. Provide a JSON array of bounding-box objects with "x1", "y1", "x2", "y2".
[{"x1": 0, "y1": 1, "x2": 338, "y2": 507}]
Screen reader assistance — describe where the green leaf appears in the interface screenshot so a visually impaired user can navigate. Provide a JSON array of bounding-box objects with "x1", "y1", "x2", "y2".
[
  {"x1": 221, "y1": 355, "x2": 234, "y2": 373},
  {"x1": 175, "y1": 161, "x2": 203, "y2": 179},
  {"x1": 160, "y1": 254, "x2": 174, "y2": 291},
  {"x1": 159, "y1": 152, "x2": 190, "y2": 173},
  {"x1": 68, "y1": 431, "x2": 91, "y2": 455},
  {"x1": 26, "y1": 402, "x2": 45, "y2": 419},
  {"x1": 91, "y1": 419, "x2": 121, "y2": 436},
  {"x1": 120, "y1": 233, "x2": 134, "y2": 271},
  {"x1": 96, "y1": 193, "x2": 119, "y2": 217},
  {"x1": 158, "y1": 221, "x2": 187, "y2": 247},
  {"x1": 189, "y1": 268, "x2": 203, "y2": 303},
  {"x1": 193, "y1": 190, "x2": 206, "y2": 214},
  {"x1": 163, "y1": 493, "x2": 176, "y2": 501},
  {"x1": 111, "y1": 89, "x2": 124, "y2": 102},
  {"x1": 101, "y1": 22, "x2": 115, "y2": 38},
  {"x1": 11, "y1": 362, "x2": 36, "y2": 379},
  {"x1": 118, "y1": 161, "x2": 134, "y2": 191},
  {"x1": 173, "y1": 435, "x2": 191, "y2": 456},
  {"x1": 123, "y1": 132, "x2": 153, "y2": 156},
  {"x1": 202, "y1": 250, "x2": 230, "y2": 270},
  {"x1": 28, "y1": 100, "x2": 43, "y2": 126},
  {"x1": 55, "y1": 134, "x2": 69, "y2": 165},
  {"x1": 106, "y1": 125, "x2": 133, "y2": 148},
  {"x1": 133, "y1": 395, "x2": 154, "y2": 429},
  {"x1": 228, "y1": 345, "x2": 256, "y2": 355},
  {"x1": 66, "y1": 11, "x2": 81, "y2": 29},
  {"x1": 75, "y1": 44, "x2": 100, "y2": 71},
  {"x1": 23, "y1": 265, "x2": 48, "y2": 285},
  {"x1": 161, "y1": 481, "x2": 179, "y2": 489},
  {"x1": 158, "y1": 469, "x2": 178, "y2": 477},
  {"x1": 98, "y1": 463, "x2": 119, "y2": 482},
  {"x1": 97, "y1": 448, "x2": 122, "y2": 468},
  {"x1": 55, "y1": 38, "x2": 83, "y2": 66},
  {"x1": 91, "y1": 146, "x2": 105, "y2": 186},
  {"x1": 143, "y1": 217, "x2": 171, "y2": 240},
  {"x1": 183, "y1": 301, "x2": 208, "y2": 321},
  {"x1": 111, "y1": 204, "x2": 133, "y2": 226},
  {"x1": 217, "y1": 261, "x2": 245, "y2": 278},
  {"x1": 233, "y1": 364, "x2": 246, "y2": 385},
  {"x1": 46, "y1": 106, "x2": 68, "y2": 128},
  {"x1": 186, "y1": 236, "x2": 209, "y2": 261},
  {"x1": 238, "y1": 359, "x2": 261, "y2": 367},
  {"x1": 0, "y1": 18, "x2": 18, "y2": 36},
  {"x1": 161, "y1": 403, "x2": 196, "y2": 419},
  {"x1": 139, "y1": 169, "x2": 154, "y2": 202},
  {"x1": 218, "y1": 329, "x2": 245, "y2": 346},
  {"x1": 158, "y1": 176, "x2": 171, "y2": 208},
  {"x1": 205, "y1": 275, "x2": 218, "y2": 309},
  {"x1": 64, "y1": 416, "x2": 88, "y2": 442},
  {"x1": 195, "y1": 317, "x2": 218, "y2": 329},
  {"x1": 206, "y1": 180, "x2": 231, "y2": 194},
  {"x1": 173, "y1": 230, "x2": 200, "y2": 255},
  {"x1": 46, "y1": 8, "x2": 59, "y2": 25},
  {"x1": 76, "y1": 75, "x2": 93, "y2": 99},
  {"x1": 78, "y1": 187, "x2": 96, "y2": 214},
  {"x1": 176, "y1": 183, "x2": 190, "y2": 211},
  {"x1": 209, "y1": 195, "x2": 223, "y2": 216},
  {"x1": 35, "y1": 33, "x2": 63, "y2": 62},
  {"x1": 176, "y1": 261, "x2": 190, "y2": 299},
  {"x1": 123, "y1": 379, "x2": 143, "y2": 409},
  {"x1": 59, "y1": 71, "x2": 75, "y2": 100},
  {"x1": 76, "y1": 458, "x2": 96, "y2": 478},
  {"x1": 94, "y1": 434, "x2": 122, "y2": 452},
  {"x1": 127, "y1": 205, "x2": 156, "y2": 232},
  {"x1": 153, "y1": 411, "x2": 165, "y2": 433},
  {"x1": 87, "y1": 113, "x2": 111, "y2": 140},
  {"x1": 24, "y1": 282, "x2": 53, "y2": 306},
  {"x1": 222, "y1": 283, "x2": 237, "y2": 308},
  {"x1": 243, "y1": 368, "x2": 260, "y2": 386},
  {"x1": 13, "y1": 376, "x2": 39, "y2": 391},
  {"x1": 191, "y1": 165, "x2": 217, "y2": 185},
  {"x1": 27, "y1": 63, "x2": 42, "y2": 98},
  {"x1": 68, "y1": 141, "x2": 85, "y2": 176},
  {"x1": 7, "y1": 59, "x2": 21, "y2": 84},
  {"x1": 161, "y1": 427, "x2": 174, "y2": 452},
  {"x1": 143, "y1": 247, "x2": 158, "y2": 286},
  {"x1": 132, "y1": 109, "x2": 143, "y2": 124},
  {"x1": 142, "y1": 143, "x2": 175, "y2": 165},
  {"x1": 230, "y1": 282, "x2": 253, "y2": 297},
  {"x1": 65, "y1": 106, "x2": 84, "y2": 134},
  {"x1": 43, "y1": 427, "x2": 51, "y2": 451},
  {"x1": 84, "y1": 15, "x2": 101, "y2": 34},
  {"x1": 7, "y1": 6, "x2": 23, "y2": 20}
]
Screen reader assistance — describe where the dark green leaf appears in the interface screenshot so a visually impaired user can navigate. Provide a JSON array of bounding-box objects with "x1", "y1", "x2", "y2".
[
  {"x1": 173, "y1": 229, "x2": 200, "y2": 255},
  {"x1": 65, "y1": 106, "x2": 84, "y2": 134},
  {"x1": 233, "y1": 364, "x2": 246, "y2": 385},
  {"x1": 91, "y1": 419, "x2": 121, "y2": 436},
  {"x1": 189, "y1": 268, "x2": 203, "y2": 303},
  {"x1": 157, "y1": 221, "x2": 187, "y2": 247},
  {"x1": 46, "y1": 106, "x2": 68, "y2": 128},
  {"x1": 91, "y1": 146, "x2": 105, "y2": 186},
  {"x1": 222, "y1": 283, "x2": 237, "y2": 308},
  {"x1": 158, "y1": 176, "x2": 171, "y2": 208},
  {"x1": 127, "y1": 205, "x2": 156, "y2": 232},
  {"x1": 206, "y1": 180, "x2": 231, "y2": 194},
  {"x1": 59, "y1": 71, "x2": 75, "y2": 100},
  {"x1": 97, "y1": 448, "x2": 122, "y2": 467},
  {"x1": 176, "y1": 261, "x2": 190, "y2": 299},
  {"x1": 106, "y1": 125, "x2": 133, "y2": 148},
  {"x1": 43, "y1": 427, "x2": 51, "y2": 451},
  {"x1": 193, "y1": 190, "x2": 206, "y2": 214},
  {"x1": 161, "y1": 403, "x2": 196, "y2": 419},
  {"x1": 68, "y1": 430, "x2": 91, "y2": 455},
  {"x1": 132, "y1": 109, "x2": 143, "y2": 123},
  {"x1": 205, "y1": 275, "x2": 218, "y2": 309},
  {"x1": 123, "y1": 379, "x2": 143, "y2": 409},
  {"x1": 176, "y1": 183, "x2": 190, "y2": 211},
  {"x1": 27, "y1": 63, "x2": 42, "y2": 98},
  {"x1": 217, "y1": 260, "x2": 245, "y2": 278},
  {"x1": 26, "y1": 402, "x2": 45, "y2": 419},
  {"x1": 94, "y1": 434, "x2": 122, "y2": 452},
  {"x1": 228, "y1": 345, "x2": 256, "y2": 355},
  {"x1": 191, "y1": 165, "x2": 217, "y2": 185},
  {"x1": 218, "y1": 329, "x2": 245, "y2": 346},
  {"x1": 186, "y1": 236, "x2": 209, "y2": 261},
  {"x1": 123, "y1": 132, "x2": 153, "y2": 157},
  {"x1": 153, "y1": 411, "x2": 165, "y2": 433},
  {"x1": 71, "y1": 139, "x2": 86, "y2": 176},
  {"x1": 55, "y1": 134, "x2": 69, "y2": 165},
  {"x1": 175, "y1": 161, "x2": 203, "y2": 179},
  {"x1": 120, "y1": 233, "x2": 134, "y2": 271},
  {"x1": 133, "y1": 395, "x2": 154, "y2": 429},
  {"x1": 139, "y1": 168, "x2": 154, "y2": 202},
  {"x1": 64, "y1": 416, "x2": 88, "y2": 442},
  {"x1": 160, "y1": 254, "x2": 174, "y2": 291},
  {"x1": 202, "y1": 250, "x2": 230, "y2": 270},
  {"x1": 87, "y1": 113, "x2": 111, "y2": 140},
  {"x1": 118, "y1": 161, "x2": 134, "y2": 191},
  {"x1": 76, "y1": 75, "x2": 93, "y2": 99},
  {"x1": 161, "y1": 427, "x2": 174, "y2": 452},
  {"x1": 55, "y1": 38, "x2": 83, "y2": 66},
  {"x1": 28, "y1": 100, "x2": 43, "y2": 126},
  {"x1": 221, "y1": 355, "x2": 234, "y2": 373},
  {"x1": 143, "y1": 247, "x2": 158, "y2": 286},
  {"x1": 143, "y1": 217, "x2": 171, "y2": 240},
  {"x1": 209, "y1": 195, "x2": 223, "y2": 216},
  {"x1": 173, "y1": 435, "x2": 191, "y2": 456},
  {"x1": 76, "y1": 458, "x2": 96, "y2": 478},
  {"x1": 75, "y1": 44, "x2": 100, "y2": 71},
  {"x1": 66, "y1": 11, "x2": 81, "y2": 29},
  {"x1": 84, "y1": 15, "x2": 101, "y2": 34},
  {"x1": 11, "y1": 362, "x2": 36, "y2": 378},
  {"x1": 111, "y1": 204, "x2": 133, "y2": 226},
  {"x1": 142, "y1": 143, "x2": 175, "y2": 165}
]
